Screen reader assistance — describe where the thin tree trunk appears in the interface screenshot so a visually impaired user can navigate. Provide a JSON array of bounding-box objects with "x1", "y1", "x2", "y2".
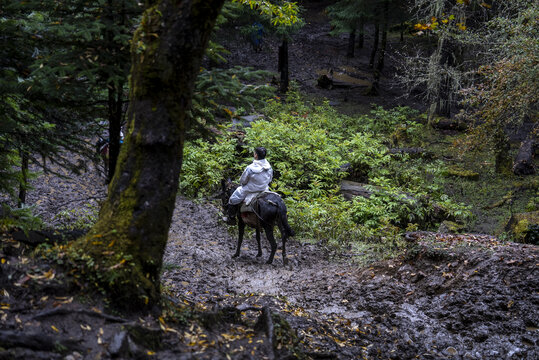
[
  {"x1": 357, "y1": 16, "x2": 365, "y2": 49},
  {"x1": 18, "y1": 152, "x2": 29, "y2": 207},
  {"x1": 376, "y1": 0, "x2": 389, "y2": 72},
  {"x1": 436, "y1": 39, "x2": 455, "y2": 118},
  {"x1": 369, "y1": 18, "x2": 380, "y2": 68},
  {"x1": 494, "y1": 126, "x2": 512, "y2": 174},
  {"x1": 347, "y1": 29, "x2": 356, "y2": 58},
  {"x1": 73, "y1": 0, "x2": 225, "y2": 311},
  {"x1": 107, "y1": 83, "x2": 123, "y2": 183},
  {"x1": 278, "y1": 38, "x2": 289, "y2": 93}
]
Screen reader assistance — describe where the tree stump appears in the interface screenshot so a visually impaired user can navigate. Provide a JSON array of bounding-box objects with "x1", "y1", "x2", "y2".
[{"x1": 513, "y1": 139, "x2": 537, "y2": 175}]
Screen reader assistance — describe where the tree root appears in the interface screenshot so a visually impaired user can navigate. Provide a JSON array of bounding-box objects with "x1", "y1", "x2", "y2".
[
  {"x1": 33, "y1": 308, "x2": 127, "y2": 323},
  {"x1": 256, "y1": 306, "x2": 276, "y2": 360}
]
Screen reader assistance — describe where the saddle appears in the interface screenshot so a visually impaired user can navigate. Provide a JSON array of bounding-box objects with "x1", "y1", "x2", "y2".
[{"x1": 240, "y1": 191, "x2": 280, "y2": 213}]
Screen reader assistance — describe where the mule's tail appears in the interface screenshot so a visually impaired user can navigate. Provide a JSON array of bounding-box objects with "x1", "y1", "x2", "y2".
[{"x1": 278, "y1": 199, "x2": 295, "y2": 237}]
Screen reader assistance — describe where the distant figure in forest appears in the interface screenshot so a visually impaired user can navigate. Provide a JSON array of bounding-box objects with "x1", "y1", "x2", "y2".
[{"x1": 250, "y1": 22, "x2": 264, "y2": 52}]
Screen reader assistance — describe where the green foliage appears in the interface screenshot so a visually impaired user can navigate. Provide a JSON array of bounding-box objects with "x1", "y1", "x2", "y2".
[
  {"x1": 327, "y1": 0, "x2": 369, "y2": 33},
  {"x1": 0, "y1": 204, "x2": 43, "y2": 233},
  {"x1": 179, "y1": 136, "x2": 238, "y2": 197},
  {"x1": 181, "y1": 90, "x2": 471, "y2": 251},
  {"x1": 190, "y1": 66, "x2": 275, "y2": 137},
  {"x1": 232, "y1": 0, "x2": 301, "y2": 27},
  {"x1": 52, "y1": 205, "x2": 99, "y2": 231}
]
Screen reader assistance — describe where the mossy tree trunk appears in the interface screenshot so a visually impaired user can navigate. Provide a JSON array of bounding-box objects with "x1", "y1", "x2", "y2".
[{"x1": 71, "y1": 0, "x2": 225, "y2": 311}]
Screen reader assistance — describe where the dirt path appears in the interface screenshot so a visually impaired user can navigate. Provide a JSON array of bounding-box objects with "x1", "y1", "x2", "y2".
[
  {"x1": 162, "y1": 197, "x2": 539, "y2": 359},
  {"x1": 1, "y1": 159, "x2": 537, "y2": 359}
]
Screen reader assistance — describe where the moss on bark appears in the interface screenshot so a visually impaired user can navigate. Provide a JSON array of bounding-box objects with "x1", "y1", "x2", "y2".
[{"x1": 69, "y1": 0, "x2": 225, "y2": 311}]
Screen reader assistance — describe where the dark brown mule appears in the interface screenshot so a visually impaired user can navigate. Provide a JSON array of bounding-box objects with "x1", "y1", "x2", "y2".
[{"x1": 221, "y1": 179, "x2": 294, "y2": 265}]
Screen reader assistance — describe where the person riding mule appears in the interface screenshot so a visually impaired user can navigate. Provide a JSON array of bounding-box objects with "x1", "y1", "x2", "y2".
[
  {"x1": 228, "y1": 146, "x2": 273, "y2": 208},
  {"x1": 222, "y1": 147, "x2": 294, "y2": 264}
]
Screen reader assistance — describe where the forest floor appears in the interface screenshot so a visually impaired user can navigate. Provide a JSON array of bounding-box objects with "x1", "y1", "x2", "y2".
[
  {"x1": 1, "y1": 192, "x2": 538, "y2": 359},
  {"x1": 1, "y1": 1, "x2": 538, "y2": 359}
]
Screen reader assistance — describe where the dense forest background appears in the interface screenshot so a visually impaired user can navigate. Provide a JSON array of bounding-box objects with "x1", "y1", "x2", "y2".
[{"x1": 0, "y1": 0, "x2": 537, "y2": 359}]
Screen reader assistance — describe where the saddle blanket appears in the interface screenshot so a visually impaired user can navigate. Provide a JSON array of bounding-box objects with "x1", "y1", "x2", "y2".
[{"x1": 240, "y1": 191, "x2": 280, "y2": 213}]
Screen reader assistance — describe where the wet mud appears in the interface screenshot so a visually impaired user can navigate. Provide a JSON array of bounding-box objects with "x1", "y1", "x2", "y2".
[{"x1": 163, "y1": 197, "x2": 539, "y2": 359}]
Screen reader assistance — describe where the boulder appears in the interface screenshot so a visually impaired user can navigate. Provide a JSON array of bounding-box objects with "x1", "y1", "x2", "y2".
[{"x1": 505, "y1": 211, "x2": 539, "y2": 244}]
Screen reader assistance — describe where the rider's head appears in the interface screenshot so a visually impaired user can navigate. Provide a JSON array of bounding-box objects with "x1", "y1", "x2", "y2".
[{"x1": 254, "y1": 147, "x2": 267, "y2": 160}]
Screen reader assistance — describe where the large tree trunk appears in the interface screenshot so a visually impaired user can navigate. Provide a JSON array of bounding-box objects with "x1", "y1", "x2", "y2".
[{"x1": 72, "y1": 0, "x2": 225, "y2": 311}]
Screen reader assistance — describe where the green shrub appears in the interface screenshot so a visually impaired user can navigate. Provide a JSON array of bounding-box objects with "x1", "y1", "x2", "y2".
[
  {"x1": 52, "y1": 204, "x2": 98, "y2": 231},
  {"x1": 180, "y1": 90, "x2": 471, "y2": 248},
  {"x1": 179, "y1": 136, "x2": 238, "y2": 197},
  {"x1": 0, "y1": 203, "x2": 43, "y2": 233}
]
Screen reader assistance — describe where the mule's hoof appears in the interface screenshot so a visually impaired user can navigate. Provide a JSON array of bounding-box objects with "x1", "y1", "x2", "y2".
[
  {"x1": 232, "y1": 253, "x2": 240, "y2": 258},
  {"x1": 256, "y1": 252, "x2": 262, "y2": 257},
  {"x1": 283, "y1": 258, "x2": 289, "y2": 266},
  {"x1": 265, "y1": 259, "x2": 274, "y2": 265}
]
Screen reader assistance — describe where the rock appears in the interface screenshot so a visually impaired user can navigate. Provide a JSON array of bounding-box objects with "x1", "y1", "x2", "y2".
[
  {"x1": 109, "y1": 331, "x2": 129, "y2": 357},
  {"x1": 124, "y1": 324, "x2": 161, "y2": 354},
  {"x1": 438, "y1": 221, "x2": 465, "y2": 234},
  {"x1": 445, "y1": 167, "x2": 480, "y2": 181},
  {"x1": 505, "y1": 211, "x2": 539, "y2": 244}
]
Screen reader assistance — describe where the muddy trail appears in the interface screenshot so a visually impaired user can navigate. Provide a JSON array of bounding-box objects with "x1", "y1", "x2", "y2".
[
  {"x1": 0, "y1": 160, "x2": 537, "y2": 359},
  {"x1": 160, "y1": 196, "x2": 539, "y2": 359}
]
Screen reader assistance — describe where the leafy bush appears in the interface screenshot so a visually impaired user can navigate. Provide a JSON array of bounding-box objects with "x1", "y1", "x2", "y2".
[
  {"x1": 180, "y1": 90, "x2": 472, "y2": 248},
  {"x1": 0, "y1": 204, "x2": 43, "y2": 233},
  {"x1": 179, "y1": 136, "x2": 238, "y2": 197},
  {"x1": 52, "y1": 204, "x2": 98, "y2": 231}
]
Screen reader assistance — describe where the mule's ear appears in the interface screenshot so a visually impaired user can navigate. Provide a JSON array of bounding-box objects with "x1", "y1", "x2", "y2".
[{"x1": 221, "y1": 179, "x2": 226, "y2": 192}]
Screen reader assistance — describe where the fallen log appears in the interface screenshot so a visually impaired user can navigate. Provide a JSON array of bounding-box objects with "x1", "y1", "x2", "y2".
[
  {"x1": 512, "y1": 139, "x2": 536, "y2": 175},
  {"x1": 10, "y1": 229, "x2": 86, "y2": 247},
  {"x1": 339, "y1": 180, "x2": 373, "y2": 200},
  {"x1": 388, "y1": 147, "x2": 432, "y2": 159},
  {"x1": 316, "y1": 69, "x2": 372, "y2": 91},
  {"x1": 0, "y1": 330, "x2": 82, "y2": 352},
  {"x1": 431, "y1": 118, "x2": 467, "y2": 131}
]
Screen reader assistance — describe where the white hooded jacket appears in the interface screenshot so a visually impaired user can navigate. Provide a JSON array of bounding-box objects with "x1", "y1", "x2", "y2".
[{"x1": 229, "y1": 158, "x2": 273, "y2": 205}]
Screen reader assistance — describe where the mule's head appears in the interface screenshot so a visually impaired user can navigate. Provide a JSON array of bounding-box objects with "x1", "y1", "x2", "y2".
[{"x1": 221, "y1": 179, "x2": 238, "y2": 225}]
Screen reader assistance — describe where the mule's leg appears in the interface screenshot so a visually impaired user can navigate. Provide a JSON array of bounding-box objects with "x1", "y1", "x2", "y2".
[
  {"x1": 264, "y1": 226, "x2": 277, "y2": 264},
  {"x1": 282, "y1": 235, "x2": 288, "y2": 265},
  {"x1": 255, "y1": 228, "x2": 262, "y2": 257},
  {"x1": 277, "y1": 223, "x2": 288, "y2": 265},
  {"x1": 233, "y1": 220, "x2": 245, "y2": 258}
]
